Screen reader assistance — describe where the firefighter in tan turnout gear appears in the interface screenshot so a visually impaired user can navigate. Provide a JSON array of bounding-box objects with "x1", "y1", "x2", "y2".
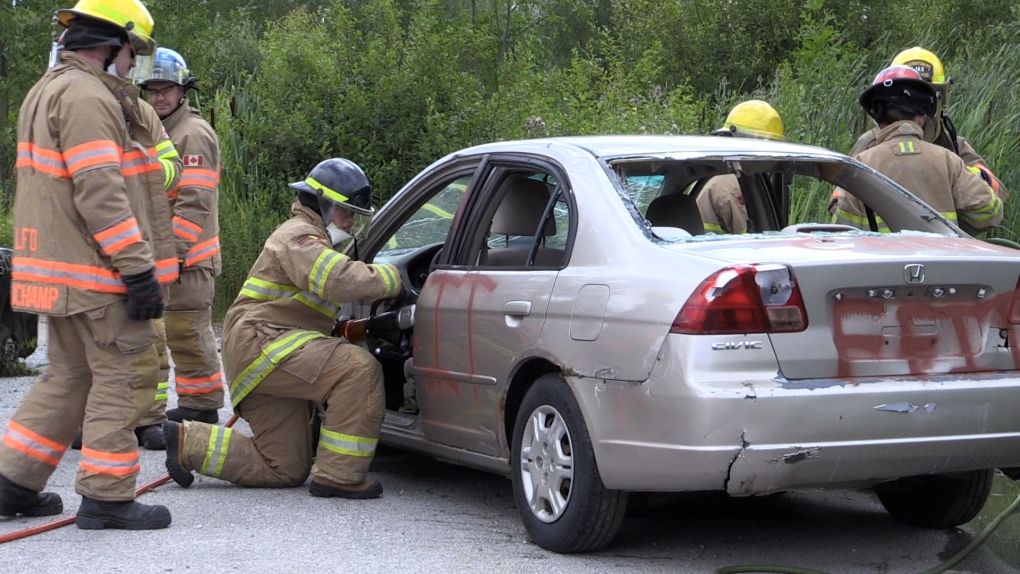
[
  {"x1": 0, "y1": 0, "x2": 179, "y2": 530},
  {"x1": 697, "y1": 100, "x2": 785, "y2": 234},
  {"x1": 833, "y1": 65, "x2": 1002, "y2": 232},
  {"x1": 829, "y1": 47, "x2": 1008, "y2": 231},
  {"x1": 164, "y1": 158, "x2": 402, "y2": 499},
  {"x1": 137, "y1": 47, "x2": 225, "y2": 431}
]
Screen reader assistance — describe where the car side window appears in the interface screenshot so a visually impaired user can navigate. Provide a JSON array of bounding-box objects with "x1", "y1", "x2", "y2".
[
  {"x1": 376, "y1": 177, "x2": 469, "y2": 258},
  {"x1": 466, "y1": 171, "x2": 571, "y2": 269}
]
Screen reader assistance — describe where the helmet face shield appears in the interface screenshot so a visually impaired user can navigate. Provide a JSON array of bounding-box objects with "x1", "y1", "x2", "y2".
[
  {"x1": 138, "y1": 48, "x2": 194, "y2": 88},
  {"x1": 127, "y1": 52, "x2": 155, "y2": 85}
]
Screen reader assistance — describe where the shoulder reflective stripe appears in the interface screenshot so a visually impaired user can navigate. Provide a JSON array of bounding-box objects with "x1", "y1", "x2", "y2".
[
  {"x1": 2, "y1": 420, "x2": 65, "y2": 466},
  {"x1": 13, "y1": 257, "x2": 127, "y2": 293},
  {"x1": 17, "y1": 142, "x2": 70, "y2": 178},
  {"x1": 184, "y1": 237, "x2": 221, "y2": 266},
  {"x1": 94, "y1": 217, "x2": 143, "y2": 256},
  {"x1": 80, "y1": 447, "x2": 140, "y2": 477},
  {"x1": 173, "y1": 216, "x2": 202, "y2": 242},
  {"x1": 175, "y1": 373, "x2": 224, "y2": 395},
  {"x1": 370, "y1": 263, "x2": 400, "y2": 297},
  {"x1": 309, "y1": 249, "x2": 346, "y2": 298},
  {"x1": 64, "y1": 140, "x2": 121, "y2": 175},
  {"x1": 318, "y1": 427, "x2": 378, "y2": 458},
  {"x1": 200, "y1": 425, "x2": 232, "y2": 477},
  {"x1": 154, "y1": 380, "x2": 169, "y2": 402},
  {"x1": 239, "y1": 277, "x2": 339, "y2": 318},
  {"x1": 155, "y1": 139, "x2": 178, "y2": 159},
  {"x1": 229, "y1": 330, "x2": 326, "y2": 406}
]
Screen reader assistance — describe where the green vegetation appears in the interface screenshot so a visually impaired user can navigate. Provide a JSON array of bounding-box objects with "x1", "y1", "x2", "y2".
[
  {"x1": 965, "y1": 475, "x2": 1020, "y2": 569},
  {"x1": 1, "y1": 0, "x2": 1018, "y2": 314}
]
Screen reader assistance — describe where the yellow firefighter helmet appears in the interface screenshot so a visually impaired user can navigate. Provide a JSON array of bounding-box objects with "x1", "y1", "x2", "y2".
[
  {"x1": 716, "y1": 100, "x2": 785, "y2": 141},
  {"x1": 56, "y1": 0, "x2": 155, "y2": 56},
  {"x1": 891, "y1": 47, "x2": 947, "y2": 86}
]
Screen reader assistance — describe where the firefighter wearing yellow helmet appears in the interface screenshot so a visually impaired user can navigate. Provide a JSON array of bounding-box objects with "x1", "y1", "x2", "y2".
[
  {"x1": 696, "y1": 100, "x2": 784, "y2": 234},
  {"x1": 0, "y1": 0, "x2": 179, "y2": 530},
  {"x1": 831, "y1": 47, "x2": 1008, "y2": 232},
  {"x1": 833, "y1": 66, "x2": 1002, "y2": 234}
]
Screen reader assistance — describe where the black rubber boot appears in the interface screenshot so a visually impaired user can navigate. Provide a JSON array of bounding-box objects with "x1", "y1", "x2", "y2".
[
  {"x1": 135, "y1": 424, "x2": 166, "y2": 450},
  {"x1": 0, "y1": 473, "x2": 63, "y2": 517},
  {"x1": 70, "y1": 427, "x2": 83, "y2": 450},
  {"x1": 309, "y1": 477, "x2": 383, "y2": 500},
  {"x1": 75, "y1": 496, "x2": 171, "y2": 530},
  {"x1": 166, "y1": 407, "x2": 218, "y2": 424},
  {"x1": 162, "y1": 421, "x2": 194, "y2": 488}
]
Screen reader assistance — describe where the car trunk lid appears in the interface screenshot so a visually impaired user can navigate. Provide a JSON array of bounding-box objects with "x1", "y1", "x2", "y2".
[{"x1": 673, "y1": 233, "x2": 1020, "y2": 379}]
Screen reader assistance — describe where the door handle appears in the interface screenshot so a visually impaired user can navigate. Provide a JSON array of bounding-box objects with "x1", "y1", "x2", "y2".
[{"x1": 503, "y1": 301, "x2": 532, "y2": 317}]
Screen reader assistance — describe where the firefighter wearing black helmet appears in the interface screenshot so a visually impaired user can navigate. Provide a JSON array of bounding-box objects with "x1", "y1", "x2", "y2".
[
  {"x1": 830, "y1": 47, "x2": 1008, "y2": 230},
  {"x1": 164, "y1": 158, "x2": 402, "y2": 499},
  {"x1": 833, "y1": 66, "x2": 1002, "y2": 232}
]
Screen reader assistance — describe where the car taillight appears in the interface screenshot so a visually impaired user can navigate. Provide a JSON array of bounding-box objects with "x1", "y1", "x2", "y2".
[
  {"x1": 1009, "y1": 274, "x2": 1020, "y2": 324},
  {"x1": 671, "y1": 264, "x2": 808, "y2": 334}
]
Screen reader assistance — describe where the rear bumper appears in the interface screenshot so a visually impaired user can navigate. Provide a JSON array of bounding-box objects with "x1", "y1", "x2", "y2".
[{"x1": 569, "y1": 338, "x2": 1020, "y2": 493}]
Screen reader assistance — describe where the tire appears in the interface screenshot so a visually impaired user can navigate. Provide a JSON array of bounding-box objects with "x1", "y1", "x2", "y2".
[
  {"x1": 874, "y1": 469, "x2": 994, "y2": 528},
  {"x1": 510, "y1": 374, "x2": 628, "y2": 553}
]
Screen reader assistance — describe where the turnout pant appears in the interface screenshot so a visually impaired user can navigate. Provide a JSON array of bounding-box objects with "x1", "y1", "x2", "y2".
[
  {"x1": 140, "y1": 269, "x2": 224, "y2": 426},
  {"x1": 180, "y1": 337, "x2": 383, "y2": 487},
  {"x1": 0, "y1": 303, "x2": 159, "y2": 500}
]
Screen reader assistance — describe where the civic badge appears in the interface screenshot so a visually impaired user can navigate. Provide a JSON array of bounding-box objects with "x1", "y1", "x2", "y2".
[{"x1": 904, "y1": 264, "x2": 925, "y2": 284}]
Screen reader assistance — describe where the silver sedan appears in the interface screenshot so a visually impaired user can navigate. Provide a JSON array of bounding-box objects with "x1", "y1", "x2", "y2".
[{"x1": 344, "y1": 135, "x2": 1020, "y2": 553}]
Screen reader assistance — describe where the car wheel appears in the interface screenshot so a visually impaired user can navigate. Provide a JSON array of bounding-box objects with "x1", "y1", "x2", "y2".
[
  {"x1": 510, "y1": 374, "x2": 627, "y2": 553},
  {"x1": 874, "y1": 469, "x2": 993, "y2": 528}
]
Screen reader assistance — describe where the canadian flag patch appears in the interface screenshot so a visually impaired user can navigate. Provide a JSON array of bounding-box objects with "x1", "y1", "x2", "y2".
[{"x1": 183, "y1": 155, "x2": 204, "y2": 167}]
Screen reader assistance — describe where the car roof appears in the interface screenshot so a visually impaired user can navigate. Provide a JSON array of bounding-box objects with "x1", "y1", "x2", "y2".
[{"x1": 454, "y1": 134, "x2": 847, "y2": 161}]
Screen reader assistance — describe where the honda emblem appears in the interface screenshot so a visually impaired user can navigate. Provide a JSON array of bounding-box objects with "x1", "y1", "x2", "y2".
[{"x1": 904, "y1": 264, "x2": 925, "y2": 284}]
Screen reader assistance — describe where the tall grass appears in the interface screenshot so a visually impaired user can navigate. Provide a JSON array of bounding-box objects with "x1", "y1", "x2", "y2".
[{"x1": 212, "y1": 78, "x2": 287, "y2": 317}]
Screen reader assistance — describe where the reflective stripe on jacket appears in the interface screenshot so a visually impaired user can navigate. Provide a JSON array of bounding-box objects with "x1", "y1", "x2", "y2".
[
  {"x1": 161, "y1": 98, "x2": 222, "y2": 275},
  {"x1": 834, "y1": 121, "x2": 1002, "y2": 233},
  {"x1": 11, "y1": 52, "x2": 177, "y2": 315},
  {"x1": 221, "y1": 203, "x2": 402, "y2": 406}
]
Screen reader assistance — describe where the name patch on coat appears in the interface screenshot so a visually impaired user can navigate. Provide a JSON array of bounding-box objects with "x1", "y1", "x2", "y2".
[{"x1": 11, "y1": 282, "x2": 67, "y2": 314}]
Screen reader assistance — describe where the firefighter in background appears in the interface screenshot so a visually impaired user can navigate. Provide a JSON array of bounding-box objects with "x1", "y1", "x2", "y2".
[
  {"x1": 830, "y1": 47, "x2": 1008, "y2": 231},
  {"x1": 136, "y1": 48, "x2": 225, "y2": 430},
  {"x1": 164, "y1": 158, "x2": 402, "y2": 499},
  {"x1": 697, "y1": 100, "x2": 784, "y2": 234},
  {"x1": 832, "y1": 66, "x2": 1002, "y2": 233},
  {"x1": 0, "y1": 0, "x2": 178, "y2": 529}
]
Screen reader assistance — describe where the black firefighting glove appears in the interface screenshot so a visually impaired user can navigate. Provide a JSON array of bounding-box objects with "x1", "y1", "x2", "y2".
[{"x1": 122, "y1": 268, "x2": 165, "y2": 321}]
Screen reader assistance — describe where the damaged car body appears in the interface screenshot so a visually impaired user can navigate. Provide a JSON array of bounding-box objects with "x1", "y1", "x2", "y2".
[{"x1": 342, "y1": 135, "x2": 1020, "y2": 553}]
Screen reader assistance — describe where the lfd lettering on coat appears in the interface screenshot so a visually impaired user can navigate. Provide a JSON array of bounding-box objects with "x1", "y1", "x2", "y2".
[
  {"x1": 14, "y1": 228, "x2": 38, "y2": 252},
  {"x1": 12, "y1": 284, "x2": 62, "y2": 311}
]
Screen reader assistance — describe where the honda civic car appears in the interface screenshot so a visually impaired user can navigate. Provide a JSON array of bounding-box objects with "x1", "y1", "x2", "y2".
[{"x1": 343, "y1": 135, "x2": 1020, "y2": 553}]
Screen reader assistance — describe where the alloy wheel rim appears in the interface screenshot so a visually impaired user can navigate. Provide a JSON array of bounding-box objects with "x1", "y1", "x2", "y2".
[{"x1": 519, "y1": 404, "x2": 573, "y2": 523}]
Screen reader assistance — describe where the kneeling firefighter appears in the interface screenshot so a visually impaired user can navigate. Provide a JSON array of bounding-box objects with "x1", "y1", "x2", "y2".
[{"x1": 164, "y1": 158, "x2": 403, "y2": 498}]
